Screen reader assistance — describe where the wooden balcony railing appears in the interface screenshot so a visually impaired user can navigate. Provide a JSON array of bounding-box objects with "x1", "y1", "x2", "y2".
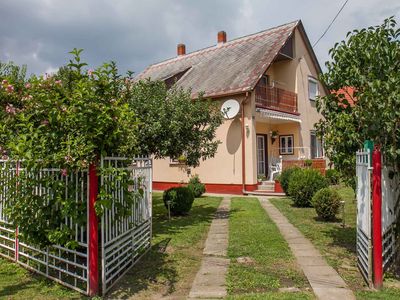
[{"x1": 255, "y1": 84, "x2": 298, "y2": 114}]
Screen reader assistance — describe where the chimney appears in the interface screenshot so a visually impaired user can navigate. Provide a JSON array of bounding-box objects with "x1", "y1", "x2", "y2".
[
  {"x1": 218, "y1": 31, "x2": 227, "y2": 44},
  {"x1": 177, "y1": 43, "x2": 186, "y2": 56}
]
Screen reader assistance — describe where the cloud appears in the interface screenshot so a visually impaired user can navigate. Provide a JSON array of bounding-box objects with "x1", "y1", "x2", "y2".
[{"x1": 0, "y1": 0, "x2": 398, "y2": 75}]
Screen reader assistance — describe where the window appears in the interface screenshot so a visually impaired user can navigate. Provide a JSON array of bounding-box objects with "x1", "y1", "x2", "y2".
[
  {"x1": 279, "y1": 135, "x2": 294, "y2": 155},
  {"x1": 308, "y1": 77, "x2": 319, "y2": 101},
  {"x1": 310, "y1": 131, "x2": 324, "y2": 158}
]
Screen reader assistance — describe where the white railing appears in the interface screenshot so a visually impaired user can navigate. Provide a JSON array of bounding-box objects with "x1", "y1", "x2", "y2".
[
  {"x1": 0, "y1": 156, "x2": 152, "y2": 296},
  {"x1": 270, "y1": 147, "x2": 311, "y2": 160},
  {"x1": 356, "y1": 150, "x2": 372, "y2": 284},
  {"x1": 100, "y1": 155, "x2": 152, "y2": 295},
  {"x1": 0, "y1": 160, "x2": 89, "y2": 294}
]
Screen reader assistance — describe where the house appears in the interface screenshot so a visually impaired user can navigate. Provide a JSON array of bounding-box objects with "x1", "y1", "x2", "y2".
[{"x1": 137, "y1": 20, "x2": 327, "y2": 194}]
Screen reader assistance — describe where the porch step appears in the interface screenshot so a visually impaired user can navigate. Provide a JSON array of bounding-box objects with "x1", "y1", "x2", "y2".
[
  {"x1": 257, "y1": 181, "x2": 275, "y2": 191},
  {"x1": 249, "y1": 190, "x2": 285, "y2": 196}
]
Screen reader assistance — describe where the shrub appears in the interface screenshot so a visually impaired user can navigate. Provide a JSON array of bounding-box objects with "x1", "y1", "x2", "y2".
[
  {"x1": 188, "y1": 175, "x2": 206, "y2": 198},
  {"x1": 163, "y1": 186, "x2": 195, "y2": 215},
  {"x1": 325, "y1": 169, "x2": 341, "y2": 186},
  {"x1": 288, "y1": 169, "x2": 328, "y2": 207},
  {"x1": 279, "y1": 167, "x2": 301, "y2": 195},
  {"x1": 312, "y1": 188, "x2": 343, "y2": 221}
]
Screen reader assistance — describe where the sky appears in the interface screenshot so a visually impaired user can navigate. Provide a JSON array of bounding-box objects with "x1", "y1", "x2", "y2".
[{"x1": 0, "y1": 0, "x2": 399, "y2": 76}]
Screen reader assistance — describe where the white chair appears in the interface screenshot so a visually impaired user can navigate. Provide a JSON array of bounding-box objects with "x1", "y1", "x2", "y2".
[{"x1": 268, "y1": 156, "x2": 283, "y2": 181}]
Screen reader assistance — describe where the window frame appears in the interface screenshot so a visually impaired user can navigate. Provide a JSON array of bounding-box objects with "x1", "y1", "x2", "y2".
[
  {"x1": 279, "y1": 135, "x2": 294, "y2": 155},
  {"x1": 310, "y1": 131, "x2": 324, "y2": 158},
  {"x1": 308, "y1": 76, "x2": 319, "y2": 101}
]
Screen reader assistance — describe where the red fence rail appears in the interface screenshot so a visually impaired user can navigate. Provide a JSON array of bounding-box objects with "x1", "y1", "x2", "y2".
[{"x1": 282, "y1": 159, "x2": 326, "y2": 175}]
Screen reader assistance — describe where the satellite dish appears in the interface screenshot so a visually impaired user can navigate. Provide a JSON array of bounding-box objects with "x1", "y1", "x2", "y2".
[{"x1": 221, "y1": 99, "x2": 240, "y2": 119}]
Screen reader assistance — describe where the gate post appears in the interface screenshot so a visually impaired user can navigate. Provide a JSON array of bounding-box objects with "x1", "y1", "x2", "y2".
[
  {"x1": 89, "y1": 162, "x2": 99, "y2": 296},
  {"x1": 15, "y1": 161, "x2": 20, "y2": 262},
  {"x1": 372, "y1": 146, "x2": 383, "y2": 289}
]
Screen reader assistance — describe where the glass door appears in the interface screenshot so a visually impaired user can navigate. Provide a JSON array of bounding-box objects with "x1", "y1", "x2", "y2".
[{"x1": 256, "y1": 135, "x2": 266, "y2": 177}]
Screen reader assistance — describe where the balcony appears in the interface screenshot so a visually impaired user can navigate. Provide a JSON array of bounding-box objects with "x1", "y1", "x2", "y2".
[{"x1": 255, "y1": 84, "x2": 298, "y2": 114}]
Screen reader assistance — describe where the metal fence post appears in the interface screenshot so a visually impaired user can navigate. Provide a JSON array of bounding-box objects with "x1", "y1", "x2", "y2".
[
  {"x1": 89, "y1": 162, "x2": 99, "y2": 296},
  {"x1": 15, "y1": 161, "x2": 20, "y2": 262},
  {"x1": 372, "y1": 145, "x2": 383, "y2": 289}
]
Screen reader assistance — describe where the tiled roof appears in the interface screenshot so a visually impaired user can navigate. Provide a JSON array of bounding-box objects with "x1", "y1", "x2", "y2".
[
  {"x1": 336, "y1": 87, "x2": 356, "y2": 107},
  {"x1": 136, "y1": 21, "x2": 299, "y2": 98}
]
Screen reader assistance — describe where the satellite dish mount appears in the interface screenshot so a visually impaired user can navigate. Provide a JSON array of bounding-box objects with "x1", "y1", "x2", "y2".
[{"x1": 221, "y1": 99, "x2": 240, "y2": 120}]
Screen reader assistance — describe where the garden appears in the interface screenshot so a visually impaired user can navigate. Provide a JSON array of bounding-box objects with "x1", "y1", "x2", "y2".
[
  {"x1": 271, "y1": 164, "x2": 400, "y2": 299},
  {"x1": 0, "y1": 49, "x2": 223, "y2": 296}
]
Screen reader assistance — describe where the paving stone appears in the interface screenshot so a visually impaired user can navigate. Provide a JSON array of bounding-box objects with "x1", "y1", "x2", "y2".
[
  {"x1": 189, "y1": 197, "x2": 230, "y2": 299},
  {"x1": 259, "y1": 197, "x2": 355, "y2": 300}
]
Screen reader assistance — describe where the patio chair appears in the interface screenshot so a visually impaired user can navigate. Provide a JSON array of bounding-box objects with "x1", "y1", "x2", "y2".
[{"x1": 268, "y1": 156, "x2": 283, "y2": 181}]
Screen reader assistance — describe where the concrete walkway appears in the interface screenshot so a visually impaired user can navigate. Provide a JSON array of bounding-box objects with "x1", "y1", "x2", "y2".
[
  {"x1": 188, "y1": 197, "x2": 230, "y2": 299},
  {"x1": 259, "y1": 197, "x2": 356, "y2": 300}
]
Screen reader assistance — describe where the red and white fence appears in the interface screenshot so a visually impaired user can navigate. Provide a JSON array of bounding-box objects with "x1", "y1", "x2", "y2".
[
  {"x1": 356, "y1": 147, "x2": 397, "y2": 288},
  {"x1": 0, "y1": 156, "x2": 152, "y2": 296}
]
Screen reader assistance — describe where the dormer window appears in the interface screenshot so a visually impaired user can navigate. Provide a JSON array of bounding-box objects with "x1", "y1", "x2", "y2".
[
  {"x1": 164, "y1": 67, "x2": 191, "y2": 89},
  {"x1": 308, "y1": 77, "x2": 319, "y2": 101}
]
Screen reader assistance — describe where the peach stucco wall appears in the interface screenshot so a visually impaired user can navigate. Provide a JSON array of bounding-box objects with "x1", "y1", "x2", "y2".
[
  {"x1": 153, "y1": 94, "x2": 256, "y2": 185},
  {"x1": 153, "y1": 27, "x2": 325, "y2": 188}
]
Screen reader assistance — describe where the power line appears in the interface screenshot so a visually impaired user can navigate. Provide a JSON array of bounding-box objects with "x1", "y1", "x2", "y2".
[{"x1": 313, "y1": 0, "x2": 350, "y2": 48}]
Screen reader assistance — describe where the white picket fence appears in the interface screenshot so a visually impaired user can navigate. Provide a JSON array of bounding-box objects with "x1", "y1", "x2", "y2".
[{"x1": 0, "y1": 156, "x2": 152, "y2": 296}]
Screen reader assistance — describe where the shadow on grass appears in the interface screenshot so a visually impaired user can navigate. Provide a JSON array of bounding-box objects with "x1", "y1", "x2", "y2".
[
  {"x1": 108, "y1": 197, "x2": 222, "y2": 299},
  {"x1": 107, "y1": 240, "x2": 178, "y2": 299},
  {"x1": 323, "y1": 225, "x2": 357, "y2": 255}
]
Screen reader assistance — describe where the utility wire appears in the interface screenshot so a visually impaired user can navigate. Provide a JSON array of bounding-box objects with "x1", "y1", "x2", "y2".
[{"x1": 313, "y1": 0, "x2": 350, "y2": 48}]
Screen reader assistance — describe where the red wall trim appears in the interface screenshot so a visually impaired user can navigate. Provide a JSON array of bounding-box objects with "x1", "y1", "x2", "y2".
[{"x1": 153, "y1": 181, "x2": 258, "y2": 195}]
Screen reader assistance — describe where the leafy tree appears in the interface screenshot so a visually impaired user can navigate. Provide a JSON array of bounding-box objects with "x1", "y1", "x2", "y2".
[
  {"x1": 0, "y1": 49, "x2": 223, "y2": 246},
  {"x1": 316, "y1": 17, "x2": 400, "y2": 188},
  {"x1": 316, "y1": 17, "x2": 400, "y2": 272},
  {"x1": 127, "y1": 80, "x2": 222, "y2": 167}
]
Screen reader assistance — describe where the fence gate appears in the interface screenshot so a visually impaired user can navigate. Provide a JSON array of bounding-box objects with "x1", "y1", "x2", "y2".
[
  {"x1": 0, "y1": 156, "x2": 152, "y2": 296},
  {"x1": 381, "y1": 165, "x2": 398, "y2": 272},
  {"x1": 356, "y1": 150, "x2": 372, "y2": 284},
  {"x1": 100, "y1": 156, "x2": 152, "y2": 295}
]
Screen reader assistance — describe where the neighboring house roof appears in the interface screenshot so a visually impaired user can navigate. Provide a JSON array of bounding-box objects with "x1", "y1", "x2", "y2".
[
  {"x1": 335, "y1": 87, "x2": 356, "y2": 107},
  {"x1": 137, "y1": 20, "x2": 321, "y2": 99}
]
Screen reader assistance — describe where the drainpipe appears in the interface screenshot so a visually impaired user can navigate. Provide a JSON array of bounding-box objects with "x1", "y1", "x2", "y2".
[{"x1": 242, "y1": 92, "x2": 250, "y2": 194}]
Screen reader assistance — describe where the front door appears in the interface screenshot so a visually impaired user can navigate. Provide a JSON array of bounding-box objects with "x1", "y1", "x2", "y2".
[{"x1": 256, "y1": 135, "x2": 268, "y2": 178}]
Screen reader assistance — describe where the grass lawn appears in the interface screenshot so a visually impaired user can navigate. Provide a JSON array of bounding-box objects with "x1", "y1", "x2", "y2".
[
  {"x1": 226, "y1": 197, "x2": 314, "y2": 299},
  {"x1": 270, "y1": 186, "x2": 400, "y2": 300},
  {"x1": 108, "y1": 193, "x2": 222, "y2": 299},
  {"x1": 0, "y1": 257, "x2": 83, "y2": 299}
]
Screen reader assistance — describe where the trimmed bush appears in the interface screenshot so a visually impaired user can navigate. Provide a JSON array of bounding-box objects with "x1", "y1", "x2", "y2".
[
  {"x1": 279, "y1": 167, "x2": 301, "y2": 195},
  {"x1": 163, "y1": 187, "x2": 195, "y2": 215},
  {"x1": 288, "y1": 169, "x2": 328, "y2": 207},
  {"x1": 188, "y1": 175, "x2": 206, "y2": 198},
  {"x1": 325, "y1": 169, "x2": 340, "y2": 186},
  {"x1": 312, "y1": 188, "x2": 342, "y2": 221}
]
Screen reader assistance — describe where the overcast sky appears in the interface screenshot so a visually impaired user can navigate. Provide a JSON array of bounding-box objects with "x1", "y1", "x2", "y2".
[{"x1": 1, "y1": 0, "x2": 399, "y2": 76}]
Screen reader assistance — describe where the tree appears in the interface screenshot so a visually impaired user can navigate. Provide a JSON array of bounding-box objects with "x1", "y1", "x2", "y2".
[
  {"x1": 316, "y1": 17, "x2": 400, "y2": 188},
  {"x1": 127, "y1": 80, "x2": 222, "y2": 167},
  {"x1": 317, "y1": 18, "x2": 400, "y2": 272},
  {"x1": 0, "y1": 49, "x2": 223, "y2": 246}
]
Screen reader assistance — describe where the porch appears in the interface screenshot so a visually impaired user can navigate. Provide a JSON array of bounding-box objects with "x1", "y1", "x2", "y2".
[{"x1": 253, "y1": 111, "x2": 326, "y2": 194}]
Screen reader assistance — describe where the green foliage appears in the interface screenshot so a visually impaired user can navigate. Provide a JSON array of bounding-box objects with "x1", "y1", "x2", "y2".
[
  {"x1": 325, "y1": 169, "x2": 341, "y2": 185},
  {"x1": 316, "y1": 17, "x2": 400, "y2": 188},
  {"x1": 187, "y1": 175, "x2": 206, "y2": 198},
  {"x1": 311, "y1": 188, "x2": 342, "y2": 221},
  {"x1": 288, "y1": 169, "x2": 328, "y2": 207},
  {"x1": 279, "y1": 167, "x2": 300, "y2": 195},
  {"x1": 163, "y1": 187, "x2": 195, "y2": 215},
  {"x1": 304, "y1": 159, "x2": 313, "y2": 167},
  {"x1": 0, "y1": 48, "x2": 222, "y2": 247},
  {"x1": 127, "y1": 80, "x2": 223, "y2": 167}
]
